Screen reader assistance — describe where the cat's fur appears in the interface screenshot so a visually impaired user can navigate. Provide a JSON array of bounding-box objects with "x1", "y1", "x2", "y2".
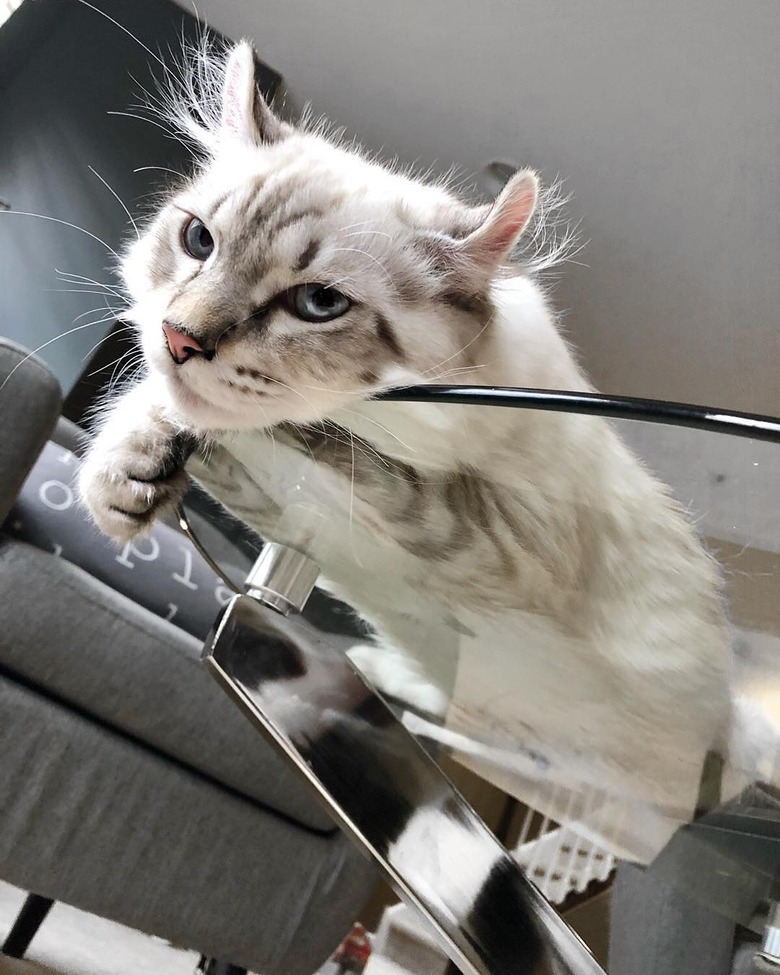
[{"x1": 78, "y1": 41, "x2": 773, "y2": 857}]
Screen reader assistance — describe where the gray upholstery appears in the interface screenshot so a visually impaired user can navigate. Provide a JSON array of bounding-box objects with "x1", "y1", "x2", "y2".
[
  {"x1": 0, "y1": 336, "x2": 378, "y2": 969},
  {"x1": 609, "y1": 862, "x2": 736, "y2": 975},
  {"x1": 52, "y1": 415, "x2": 87, "y2": 456},
  {"x1": 0, "y1": 539, "x2": 335, "y2": 833},
  {"x1": 0, "y1": 338, "x2": 62, "y2": 523},
  {"x1": 0, "y1": 677, "x2": 373, "y2": 974}
]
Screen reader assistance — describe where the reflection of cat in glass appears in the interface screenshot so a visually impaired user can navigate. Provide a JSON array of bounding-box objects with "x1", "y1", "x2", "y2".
[{"x1": 79, "y1": 41, "x2": 774, "y2": 842}]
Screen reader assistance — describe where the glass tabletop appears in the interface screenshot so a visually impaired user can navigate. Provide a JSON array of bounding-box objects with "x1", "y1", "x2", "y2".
[{"x1": 185, "y1": 395, "x2": 780, "y2": 927}]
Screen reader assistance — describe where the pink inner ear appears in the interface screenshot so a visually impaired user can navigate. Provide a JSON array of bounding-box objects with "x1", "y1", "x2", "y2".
[
  {"x1": 221, "y1": 52, "x2": 252, "y2": 140},
  {"x1": 222, "y1": 98, "x2": 244, "y2": 137},
  {"x1": 475, "y1": 184, "x2": 537, "y2": 261}
]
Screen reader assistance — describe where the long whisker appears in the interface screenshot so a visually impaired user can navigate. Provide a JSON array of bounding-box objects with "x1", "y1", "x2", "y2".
[
  {"x1": 109, "y1": 350, "x2": 146, "y2": 389},
  {"x1": 88, "y1": 165, "x2": 140, "y2": 239},
  {"x1": 84, "y1": 323, "x2": 136, "y2": 362},
  {"x1": 337, "y1": 220, "x2": 380, "y2": 232},
  {"x1": 0, "y1": 318, "x2": 125, "y2": 394},
  {"x1": 343, "y1": 229, "x2": 393, "y2": 241},
  {"x1": 330, "y1": 247, "x2": 395, "y2": 288},
  {"x1": 295, "y1": 379, "x2": 367, "y2": 397},
  {"x1": 74, "y1": 0, "x2": 170, "y2": 73},
  {"x1": 425, "y1": 363, "x2": 486, "y2": 383},
  {"x1": 258, "y1": 375, "x2": 319, "y2": 413},
  {"x1": 72, "y1": 303, "x2": 124, "y2": 326},
  {"x1": 336, "y1": 407, "x2": 418, "y2": 454},
  {"x1": 0, "y1": 211, "x2": 120, "y2": 260},
  {"x1": 89, "y1": 345, "x2": 140, "y2": 377},
  {"x1": 133, "y1": 165, "x2": 185, "y2": 178},
  {"x1": 74, "y1": 311, "x2": 124, "y2": 339},
  {"x1": 345, "y1": 425, "x2": 367, "y2": 569},
  {"x1": 55, "y1": 269, "x2": 127, "y2": 301},
  {"x1": 54, "y1": 268, "x2": 128, "y2": 305},
  {"x1": 318, "y1": 425, "x2": 438, "y2": 486},
  {"x1": 287, "y1": 422, "x2": 320, "y2": 468},
  {"x1": 421, "y1": 313, "x2": 495, "y2": 378},
  {"x1": 45, "y1": 288, "x2": 124, "y2": 297},
  {"x1": 106, "y1": 111, "x2": 189, "y2": 151},
  {"x1": 258, "y1": 406, "x2": 278, "y2": 468}
]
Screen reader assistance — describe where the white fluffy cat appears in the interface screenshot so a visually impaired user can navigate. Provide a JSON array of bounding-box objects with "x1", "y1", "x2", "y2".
[{"x1": 78, "y1": 41, "x2": 774, "y2": 860}]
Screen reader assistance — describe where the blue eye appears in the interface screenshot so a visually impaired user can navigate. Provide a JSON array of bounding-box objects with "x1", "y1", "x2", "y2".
[
  {"x1": 288, "y1": 284, "x2": 351, "y2": 322},
  {"x1": 182, "y1": 217, "x2": 214, "y2": 261}
]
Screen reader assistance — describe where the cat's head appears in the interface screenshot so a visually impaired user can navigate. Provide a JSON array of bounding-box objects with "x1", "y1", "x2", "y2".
[{"x1": 123, "y1": 41, "x2": 539, "y2": 430}]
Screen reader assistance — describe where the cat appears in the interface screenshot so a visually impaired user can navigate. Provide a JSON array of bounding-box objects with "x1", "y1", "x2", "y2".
[{"x1": 78, "y1": 40, "x2": 775, "y2": 861}]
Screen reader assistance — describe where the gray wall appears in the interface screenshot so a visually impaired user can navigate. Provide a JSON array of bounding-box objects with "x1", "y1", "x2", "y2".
[
  {"x1": 0, "y1": 0, "x2": 194, "y2": 395},
  {"x1": 0, "y1": 0, "x2": 276, "y2": 401},
  {"x1": 195, "y1": 0, "x2": 779, "y2": 415}
]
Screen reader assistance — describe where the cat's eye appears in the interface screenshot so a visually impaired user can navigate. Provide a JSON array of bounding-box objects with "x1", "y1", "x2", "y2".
[
  {"x1": 287, "y1": 284, "x2": 351, "y2": 322},
  {"x1": 181, "y1": 217, "x2": 215, "y2": 261}
]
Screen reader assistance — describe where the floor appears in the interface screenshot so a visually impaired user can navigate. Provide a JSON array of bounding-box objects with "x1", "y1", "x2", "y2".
[
  {"x1": 0, "y1": 880, "x2": 201, "y2": 975},
  {"x1": 0, "y1": 881, "x2": 346, "y2": 975}
]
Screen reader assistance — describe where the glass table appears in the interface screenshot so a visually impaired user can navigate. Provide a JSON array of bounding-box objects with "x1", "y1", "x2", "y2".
[{"x1": 181, "y1": 388, "x2": 780, "y2": 975}]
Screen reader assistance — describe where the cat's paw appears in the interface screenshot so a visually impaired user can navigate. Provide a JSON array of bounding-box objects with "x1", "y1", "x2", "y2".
[
  {"x1": 78, "y1": 417, "x2": 192, "y2": 543},
  {"x1": 347, "y1": 643, "x2": 449, "y2": 717}
]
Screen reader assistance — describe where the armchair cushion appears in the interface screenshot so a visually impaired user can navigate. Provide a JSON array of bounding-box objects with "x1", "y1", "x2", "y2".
[
  {"x1": 5, "y1": 440, "x2": 240, "y2": 640},
  {"x1": 0, "y1": 338, "x2": 62, "y2": 524}
]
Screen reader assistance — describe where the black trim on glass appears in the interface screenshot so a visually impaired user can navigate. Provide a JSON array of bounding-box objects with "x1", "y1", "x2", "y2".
[{"x1": 375, "y1": 386, "x2": 780, "y2": 444}]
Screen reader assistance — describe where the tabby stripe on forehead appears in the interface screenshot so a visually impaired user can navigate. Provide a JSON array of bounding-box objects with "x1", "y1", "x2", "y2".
[
  {"x1": 295, "y1": 239, "x2": 320, "y2": 272},
  {"x1": 375, "y1": 313, "x2": 404, "y2": 359},
  {"x1": 250, "y1": 169, "x2": 315, "y2": 234},
  {"x1": 208, "y1": 191, "x2": 232, "y2": 221},
  {"x1": 265, "y1": 206, "x2": 325, "y2": 242}
]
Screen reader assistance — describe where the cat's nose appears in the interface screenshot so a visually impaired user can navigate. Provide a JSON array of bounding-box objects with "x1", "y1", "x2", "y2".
[{"x1": 162, "y1": 321, "x2": 206, "y2": 364}]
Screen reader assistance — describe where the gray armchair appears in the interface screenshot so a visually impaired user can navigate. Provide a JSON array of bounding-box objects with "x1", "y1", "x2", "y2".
[{"x1": 0, "y1": 337, "x2": 378, "y2": 973}]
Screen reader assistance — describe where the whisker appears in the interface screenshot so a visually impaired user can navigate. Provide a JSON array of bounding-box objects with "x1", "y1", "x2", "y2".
[
  {"x1": 308, "y1": 422, "x2": 431, "y2": 486},
  {"x1": 425, "y1": 363, "x2": 487, "y2": 383},
  {"x1": 45, "y1": 288, "x2": 124, "y2": 297},
  {"x1": 89, "y1": 345, "x2": 140, "y2": 377},
  {"x1": 88, "y1": 166, "x2": 140, "y2": 239},
  {"x1": 346, "y1": 425, "x2": 367, "y2": 570},
  {"x1": 259, "y1": 375, "x2": 319, "y2": 413},
  {"x1": 337, "y1": 407, "x2": 418, "y2": 454},
  {"x1": 0, "y1": 211, "x2": 120, "y2": 259},
  {"x1": 72, "y1": 303, "x2": 124, "y2": 326},
  {"x1": 343, "y1": 229, "x2": 393, "y2": 241},
  {"x1": 330, "y1": 247, "x2": 395, "y2": 288},
  {"x1": 133, "y1": 165, "x2": 185, "y2": 177},
  {"x1": 421, "y1": 314, "x2": 495, "y2": 378},
  {"x1": 84, "y1": 323, "x2": 136, "y2": 363},
  {"x1": 287, "y1": 422, "x2": 321, "y2": 468},
  {"x1": 337, "y1": 220, "x2": 380, "y2": 232},
  {"x1": 75, "y1": 311, "x2": 124, "y2": 339},
  {"x1": 0, "y1": 318, "x2": 125, "y2": 394},
  {"x1": 258, "y1": 406, "x2": 277, "y2": 468},
  {"x1": 106, "y1": 111, "x2": 191, "y2": 154},
  {"x1": 109, "y1": 350, "x2": 146, "y2": 389},
  {"x1": 74, "y1": 0, "x2": 170, "y2": 73},
  {"x1": 55, "y1": 268, "x2": 127, "y2": 301}
]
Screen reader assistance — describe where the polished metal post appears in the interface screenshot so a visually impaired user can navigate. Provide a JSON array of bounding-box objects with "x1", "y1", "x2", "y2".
[
  {"x1": 244, "y1": 543, "x2": 319, "y2": 615},
  {"x1": 203, "y1": 583, "x2": 607, "y2": 975}
]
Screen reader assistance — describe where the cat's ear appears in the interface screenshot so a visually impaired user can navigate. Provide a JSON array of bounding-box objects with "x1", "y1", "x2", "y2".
[
  {"x1": 220, "y1": 41, "x2": 284, "y2": 146},
  {"x1": 420, "y1": 170, "x2": 539, "y2": 292},
  {"x1": 458, "y1": 169, "x2": 539, "y2": 270}
]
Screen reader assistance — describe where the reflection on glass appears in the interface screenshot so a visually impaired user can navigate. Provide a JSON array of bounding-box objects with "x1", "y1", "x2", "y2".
[{"x1": 187, "y1": 405, "x2": 780, "y2": 914}]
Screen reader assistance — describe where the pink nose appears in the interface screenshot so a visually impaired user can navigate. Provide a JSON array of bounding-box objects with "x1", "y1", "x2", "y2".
[{"x1": 162, "y1": 322, "x2": 204, "y2": 364}]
